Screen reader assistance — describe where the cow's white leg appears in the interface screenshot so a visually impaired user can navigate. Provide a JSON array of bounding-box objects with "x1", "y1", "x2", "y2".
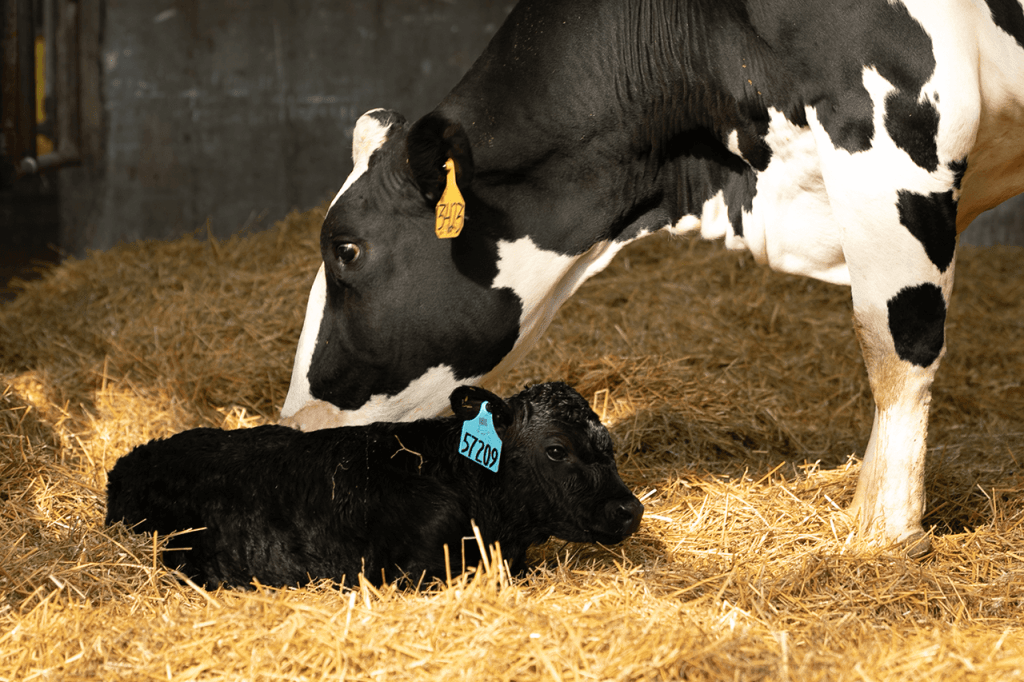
[
  {"x1": 804, "y1": 59, "x2": 971, "y2": 553},
  {"x1": 829, "y1": 173, "x2": 960, "y2": 555},
  {"x1": 848, "y1": 289, "x2": 950, "y2": 556},
  {"x1": 832, "y1": 170, "x2": 961, "y2": 556}
]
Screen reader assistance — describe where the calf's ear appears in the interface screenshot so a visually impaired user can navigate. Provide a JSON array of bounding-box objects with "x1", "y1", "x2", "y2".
[
  {"x1": 407, "y1": 112, "x2": 474, "y2": 205},
  {"x1": 450, "y1": 386, "x2": 512, "y2": 431}
]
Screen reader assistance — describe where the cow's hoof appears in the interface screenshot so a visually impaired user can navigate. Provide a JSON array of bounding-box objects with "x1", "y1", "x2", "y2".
[{"x1": 898, "y1": 531, "x2": 931, "y2": 559}]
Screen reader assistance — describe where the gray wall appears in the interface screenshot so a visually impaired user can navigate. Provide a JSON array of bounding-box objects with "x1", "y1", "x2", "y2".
[
  {"x1": 59, "y1": 0, "x2": 513, "y2": 254},
  {"x1": 961, "y1": 195, "x2": 1024, "y2": 248}
]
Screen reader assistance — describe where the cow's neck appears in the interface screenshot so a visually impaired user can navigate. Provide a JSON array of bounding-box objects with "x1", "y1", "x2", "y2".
[
  {"x1": 447, "y1": 1, "x2": 768, "y2": 224},
  {"x1": 432, "y1": 0, "x2": 764, "y2": 387}
]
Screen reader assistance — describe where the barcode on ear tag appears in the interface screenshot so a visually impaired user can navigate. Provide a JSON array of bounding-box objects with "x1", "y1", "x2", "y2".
[
  {"x1": 435, "y1": 158, "x2": 465, "y2": 239},
  {"x1": 458, "y1": 401, "x2": 501, "y2": 472}
]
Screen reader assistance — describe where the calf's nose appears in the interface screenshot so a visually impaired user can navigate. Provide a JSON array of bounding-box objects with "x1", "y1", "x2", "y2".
[{"x1": 606, "y1": 497, "x2": 644, "y2": 537}]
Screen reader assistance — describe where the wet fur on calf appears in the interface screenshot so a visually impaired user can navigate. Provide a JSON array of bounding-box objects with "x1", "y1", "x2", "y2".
[{"x1": 105, "y1": 382, "x2": 643, "y2": 589}]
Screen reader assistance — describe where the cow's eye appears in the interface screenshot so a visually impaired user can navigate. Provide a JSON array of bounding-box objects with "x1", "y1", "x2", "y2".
[
  {"x1": 335, "y1": 242, "x2": 361, "y2": 266},
  {"x1": 546, "y1": 445, "x2": 569, "y2": 462}
]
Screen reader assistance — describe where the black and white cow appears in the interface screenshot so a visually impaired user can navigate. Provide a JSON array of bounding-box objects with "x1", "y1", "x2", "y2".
[
  {"x1": 106, "y1": 383, "x2": 644, "y2": 589},
  {"x1": 281, "y1": 0, "x2": 1024, "y2": 555}
]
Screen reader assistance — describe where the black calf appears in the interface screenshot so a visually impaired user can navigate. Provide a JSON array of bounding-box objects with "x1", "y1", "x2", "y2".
[{"x1": 105, "y1": 382, "x2": 643, "y2": 589}]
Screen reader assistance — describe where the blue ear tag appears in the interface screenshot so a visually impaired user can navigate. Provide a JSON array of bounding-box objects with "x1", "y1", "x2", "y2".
[{"x1": 458, "y1": 401, "x2": 502, "y2": 473}]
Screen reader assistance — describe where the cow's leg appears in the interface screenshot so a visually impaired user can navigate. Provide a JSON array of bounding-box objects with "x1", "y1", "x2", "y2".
[
  {"x1": 847, "y1": 265, "x2": 953, "y2": 556},
  {"x1": 835, "y1": 174, "x2": 959, "y2": 556},
  {"x1": 803, "y1": 49, "x2": 975, "y2": 553}
]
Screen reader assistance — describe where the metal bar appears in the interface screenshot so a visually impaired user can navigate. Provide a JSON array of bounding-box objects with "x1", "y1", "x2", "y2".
[
  {"x1": 15, "y1": 0, "x2": 37, "y2": 162},
  {"x1": 43, "y1": 0, "x2": 55, "y2": 122},
  {"x1": 2, "y1": 0, "x2": 25, "y2": 171},
  {"x1": 6, "y1": 0, "x2": 80, "y2": 177},
  {"x1": 54, "y1": 0, "x2": 79, "y2": 163}
]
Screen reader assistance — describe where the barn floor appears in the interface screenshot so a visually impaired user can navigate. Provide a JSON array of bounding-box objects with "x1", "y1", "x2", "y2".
[{"x1": 1, "y1": 207, "x2": 1022, "y2": 681}]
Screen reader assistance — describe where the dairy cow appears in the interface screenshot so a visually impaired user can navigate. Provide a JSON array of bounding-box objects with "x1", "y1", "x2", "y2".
[
  {"x1": 107, "y1": 383, "x2": 643, "y2": 589},
  {"x1": 281, "y1": 0, "x2": 1024, "y2": 555}
]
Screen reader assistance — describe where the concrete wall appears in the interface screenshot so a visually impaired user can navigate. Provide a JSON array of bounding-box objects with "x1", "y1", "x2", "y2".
[
  {"x1": 59, "y1": 0, "x2": 513, "y2": 254},
  {"x1": 961, "y1": 195, "x2": 1024, "y2": 248}
]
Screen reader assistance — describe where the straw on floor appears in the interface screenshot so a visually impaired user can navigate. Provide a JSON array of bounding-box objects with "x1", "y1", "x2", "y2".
[{"x1": 1, "y1": 207, "x2": 1022, "y2": 681}]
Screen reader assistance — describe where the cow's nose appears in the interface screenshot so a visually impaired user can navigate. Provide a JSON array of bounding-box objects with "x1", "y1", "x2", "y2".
[{"x1": 607, "y1": 497, "x2": 644, "y2": 536}]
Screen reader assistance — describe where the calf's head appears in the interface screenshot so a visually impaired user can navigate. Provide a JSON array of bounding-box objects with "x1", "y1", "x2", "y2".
[
  {"x1": 281, "y1": 108, "x2": 526, "y2": 431},
  {"x1": 452, "y1": 382, "x2": 645, "y2": 545}
]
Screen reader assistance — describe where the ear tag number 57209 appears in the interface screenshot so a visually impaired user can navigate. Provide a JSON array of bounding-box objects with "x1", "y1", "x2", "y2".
[
  {"x1": 459, "y1": 401, "x2": 502, "y2": 473},
  {"x1": 435, "y1": 158, "x2": 465, "y2": 239}
]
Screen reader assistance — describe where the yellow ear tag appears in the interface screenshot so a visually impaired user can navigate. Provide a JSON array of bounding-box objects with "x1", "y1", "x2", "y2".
[{"x1": 434, "y1": 158, "x2": 465, "y2": 239}]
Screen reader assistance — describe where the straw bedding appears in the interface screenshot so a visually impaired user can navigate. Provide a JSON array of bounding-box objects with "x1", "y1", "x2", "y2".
[{"x1": 1, "y1": 207, "x2": 1022, "y2": 681}]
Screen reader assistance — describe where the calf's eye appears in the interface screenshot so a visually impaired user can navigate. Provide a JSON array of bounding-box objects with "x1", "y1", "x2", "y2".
[
  {"x1": 335, "y1": 242, "x2": 361, "y2": 266},
  {"x1": 546, "y1": 445, "x2": 569, "y2": 462}
]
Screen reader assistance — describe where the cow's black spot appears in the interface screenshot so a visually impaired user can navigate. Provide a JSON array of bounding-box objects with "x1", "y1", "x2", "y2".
[
  {"x1": 949, "y1": 157, "x2": 967, "y2": 190},
  {"x1": 658, "y1": 126, "x2": 753, "y2": 237},
  {"x1": 782, "y1": 103, "x2": 809, "y2": 128},
  {"x1": 615, "y1": 204, "x2": 672, "y2": 243},
  {"x1": 984, "y1": 0, "x2": 1024, "y2": 50},
  {"x1": 784, "y1": 0, "x2": 936, "y2": 155},
  {"x1": 885, "y1": 92, "x2": 939, "y2": 172},
  {"x1": 737, "y1": 129, "x2": 772, "y2": 172},
  {"x1": 451, "y1": 229, "x2": 500, "y2": 286},
  {"x1": 887, "y1": 284, "x2": 946, "y2": 367},
  {"x1": 724, "y1": 170, "x2": 757, "y2": 238},
  {"x1": 815, "y1": 100, "x2": 875, "y2": 154},
  {"x1": 897, "y1": 189, "x2": 957, "y2": 272}
]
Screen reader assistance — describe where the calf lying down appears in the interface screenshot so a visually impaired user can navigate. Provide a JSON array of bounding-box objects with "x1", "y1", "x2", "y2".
[{"x1": 106, "y1": 382, "x2": 644, "y2": 589}]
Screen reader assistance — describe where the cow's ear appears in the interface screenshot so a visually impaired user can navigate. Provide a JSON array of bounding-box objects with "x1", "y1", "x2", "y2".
[
  {"x1": 450, "y1": 385, "x2": 512, "y2": 431},
  {"x1": 407, "y1": 112, "x2": 474, "y2": 204},
  {"x1": 352, "y1": 109, "x2": 407, "y2": 169}
]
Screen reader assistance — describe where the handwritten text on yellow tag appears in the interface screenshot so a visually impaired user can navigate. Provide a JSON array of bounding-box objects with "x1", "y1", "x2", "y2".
[{"x1": 435, "y1": 158, "x2": 465, "y2": 239}]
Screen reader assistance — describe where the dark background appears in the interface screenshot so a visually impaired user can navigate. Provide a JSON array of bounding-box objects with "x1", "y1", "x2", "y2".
[{"x1": 1, "y1": 0, "x2": 514, "y2": 298}]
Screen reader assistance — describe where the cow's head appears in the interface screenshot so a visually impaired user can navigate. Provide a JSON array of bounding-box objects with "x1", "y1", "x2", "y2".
[{"x1": 280, "y1": 109, "x2": 528, "y2": 430}]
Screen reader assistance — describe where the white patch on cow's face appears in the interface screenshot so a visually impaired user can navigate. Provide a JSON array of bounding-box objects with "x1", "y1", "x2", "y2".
[
  {"x1": 329, "y1": 109, "x2": 393, "y2": 210},
  {"x1": 281, "y1": 263, "x2": 328, "y2": 421},
  {"x1": 280, "y1": 265, "x2": 478, "y2": 429},
  {"x1": 281, "y1": 365, "x2": 474, "y2": 431},
  {"x1": 485, "y1": 236, "x2": 630, "y2": 377},
  {"x1": 281, "y1": 109, "x2": 402, "y2": 429},
  {"x1": 283, "y1": 366, "x2": 472, "y2": 430}
]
